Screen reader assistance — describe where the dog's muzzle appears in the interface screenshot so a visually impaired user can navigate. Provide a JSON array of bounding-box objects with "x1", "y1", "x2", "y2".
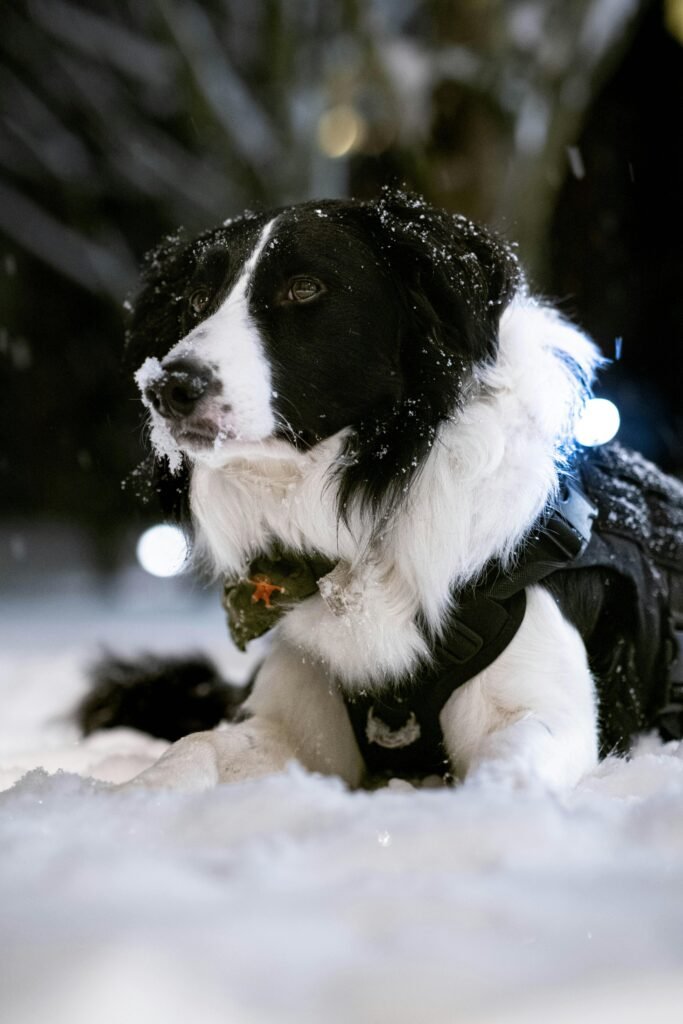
[{"x1": 144, "y1": 358, "x2": 216, "y2": 420}]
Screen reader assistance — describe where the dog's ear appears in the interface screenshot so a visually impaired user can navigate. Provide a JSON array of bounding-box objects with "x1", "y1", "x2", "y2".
[
  {"x1": 364, "y1": 190, "x2": 521, "y2": 366},
  {"x1": 334, "y1": 192, "x2": 522, "y2": 522}
]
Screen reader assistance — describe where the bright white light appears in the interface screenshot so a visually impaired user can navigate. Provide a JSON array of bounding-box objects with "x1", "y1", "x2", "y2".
[
  {"x1": 136, "y1": 524, "x2": 188, "y2": 578},
  {"x1": 575, "y1": 398, "x2": 621, "y2": 447}
]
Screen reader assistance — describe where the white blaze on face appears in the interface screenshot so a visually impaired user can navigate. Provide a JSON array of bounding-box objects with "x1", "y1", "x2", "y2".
[{"x1": 140, "y1": 220, "x2": 278, "y2": 469}]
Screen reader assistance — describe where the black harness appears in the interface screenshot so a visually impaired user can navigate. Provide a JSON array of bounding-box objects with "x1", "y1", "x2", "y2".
[
  {"x1": 558, "y1": 444, "x2": 683, "y2": 752},
  {"x1": 223, "y1": 443, "x2": 683, "y2": 780}
]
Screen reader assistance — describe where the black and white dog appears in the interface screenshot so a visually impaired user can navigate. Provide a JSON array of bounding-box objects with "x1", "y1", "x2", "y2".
[{"x1": 117, "y1": 191, "x2": 682, "y2": 791}]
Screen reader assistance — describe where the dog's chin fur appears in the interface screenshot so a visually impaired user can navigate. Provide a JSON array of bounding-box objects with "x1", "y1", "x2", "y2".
[{"x1": 189, "y1": 295, "x2": 602, "y2": 688}]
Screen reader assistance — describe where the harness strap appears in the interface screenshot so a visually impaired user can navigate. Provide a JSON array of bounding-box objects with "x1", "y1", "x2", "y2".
[
  {"x1": 345, "y1": 589, "x2": 527, "y2": 777},
  {"x1": 480, "y1": 479, "x2": 596, "y2": 600},
  {"x1": 345, "y1": 477, "x2": 598, "y2": 778}
]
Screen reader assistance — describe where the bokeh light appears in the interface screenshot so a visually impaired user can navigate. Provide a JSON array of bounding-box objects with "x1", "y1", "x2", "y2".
[
  {"x1": 317, "y1": 104, "x2": 366, "y2": 158},
  {"x1": 575, "y1": 398, "x2": 621, "y2": 447},
  {"x1": 136, "y1": 524, "x2": 188, "y2": 578}
]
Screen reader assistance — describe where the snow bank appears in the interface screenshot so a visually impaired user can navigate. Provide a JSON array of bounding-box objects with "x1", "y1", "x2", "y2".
[{"x1": 2, "y1": 589, "x2": 683, "y2": 1024}]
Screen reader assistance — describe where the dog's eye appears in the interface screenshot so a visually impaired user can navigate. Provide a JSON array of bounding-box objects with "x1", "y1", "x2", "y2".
[
  {"x1": 287, "y1": 277, "x2": 324, "y2": 303},
  {"x1": 189, "y1": 288, "x2": 211, "y2": 314}
]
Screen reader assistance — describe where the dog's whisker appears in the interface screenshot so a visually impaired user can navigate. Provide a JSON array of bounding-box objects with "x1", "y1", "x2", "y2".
[{"x1": 273, "y1": 411, "x2": 299, "y2": 445}]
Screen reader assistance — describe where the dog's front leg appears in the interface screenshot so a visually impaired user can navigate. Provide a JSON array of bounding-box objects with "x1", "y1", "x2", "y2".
[
  {"x1": 123, "y1": 638, "x2": 364, "y2": 791},
  {"x1": 440, "y1": 585, "x2": 598, "y2": 791},
  {"x1": 122, "y1": 717, "x2": 299, "y2": 791}
]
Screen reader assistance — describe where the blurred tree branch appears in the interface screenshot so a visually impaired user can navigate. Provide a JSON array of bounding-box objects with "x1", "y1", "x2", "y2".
[
  {"x1": 0, "y1": 0, "x2": 657, "y2": 547},
  {"x1": 1, "y1": 0, "x2": 652, "y2": 294}
]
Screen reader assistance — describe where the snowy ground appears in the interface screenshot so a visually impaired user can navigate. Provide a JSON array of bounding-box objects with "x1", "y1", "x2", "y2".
[{"x1": 2, "y1": 568, "x2": 683, "y2": 1024}]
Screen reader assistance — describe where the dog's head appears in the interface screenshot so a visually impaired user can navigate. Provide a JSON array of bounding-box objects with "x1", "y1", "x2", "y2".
[{"x1": 127, "y1": 191, "x2": 520, "y2": 518}]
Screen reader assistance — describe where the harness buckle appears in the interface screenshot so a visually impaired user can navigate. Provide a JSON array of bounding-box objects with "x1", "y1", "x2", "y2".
[{"x1": 544, "y1": 479, "x2": 597, "y2": 560}]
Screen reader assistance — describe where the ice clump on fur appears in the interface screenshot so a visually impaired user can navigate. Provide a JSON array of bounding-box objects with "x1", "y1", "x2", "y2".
[{"x1": 134, "y1": 356, "x2": 183, "y2": 474}]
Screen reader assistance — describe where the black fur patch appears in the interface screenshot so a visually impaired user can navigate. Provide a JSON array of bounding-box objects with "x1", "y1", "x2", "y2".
[{"x1": 332, "y1": 191, "x2": 521, "y2": 519}]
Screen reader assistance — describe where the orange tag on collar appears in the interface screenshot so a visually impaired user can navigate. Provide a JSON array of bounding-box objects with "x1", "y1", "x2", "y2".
[{"x1": 248, "y1": 575, "x2": 286, "y2": 609}]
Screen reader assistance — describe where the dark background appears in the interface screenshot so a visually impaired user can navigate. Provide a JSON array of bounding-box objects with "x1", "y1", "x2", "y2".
[{"x1": 1, "y1": 0, "x2": 681, "y2": 575}]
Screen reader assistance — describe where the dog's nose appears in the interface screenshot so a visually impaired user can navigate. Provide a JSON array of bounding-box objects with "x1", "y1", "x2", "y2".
[{"x1": 145, "y1": 358, "x2": 214, "y2": 419}]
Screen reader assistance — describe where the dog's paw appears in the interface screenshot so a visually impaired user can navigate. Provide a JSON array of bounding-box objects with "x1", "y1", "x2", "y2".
[
  {"x1": 460, "y1": 712, "x2": 596, "y2": 794},
  {"x1": 113, "y1": 731, "x2": 223, "y2": 791},
  {"x1": 464, "y1": 757, "x2": 559, "y2": 795}
]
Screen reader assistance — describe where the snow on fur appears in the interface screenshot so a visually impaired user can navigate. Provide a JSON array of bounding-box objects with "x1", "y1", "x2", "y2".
[{"x1": 135, "y1": 356, "x2": 184, "y2": 474}]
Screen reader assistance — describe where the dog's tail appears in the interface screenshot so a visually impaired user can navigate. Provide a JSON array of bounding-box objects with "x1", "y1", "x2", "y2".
[{"x1": 77, "y1": 652, "x2": 253, "y2": 742}]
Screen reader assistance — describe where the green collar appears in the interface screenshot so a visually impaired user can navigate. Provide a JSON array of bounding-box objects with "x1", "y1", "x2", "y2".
[{"x1": 222, "y1": 546, "x2": 336, "y2": 651}]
